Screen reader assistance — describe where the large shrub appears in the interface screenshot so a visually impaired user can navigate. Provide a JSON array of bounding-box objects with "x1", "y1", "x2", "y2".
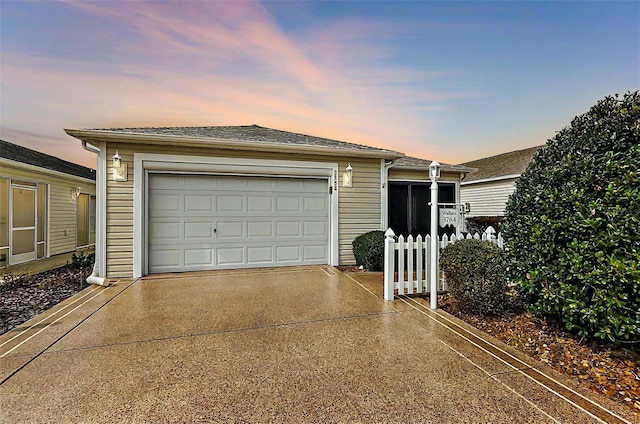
[
  {"x1": 440, "y1": 239, "x2": 511, "y2": 315},
  {"x1": 503, "y1": 91, "x2": 640, "y2": 343},
  {"x1": 352, "y1": 230, "x2": 385, "y2": 271}
]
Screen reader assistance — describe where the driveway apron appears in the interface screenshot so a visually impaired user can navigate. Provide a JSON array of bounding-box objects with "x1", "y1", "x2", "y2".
[{"x1": 0, "y1": 266, "x2": 635, "y2": 423}]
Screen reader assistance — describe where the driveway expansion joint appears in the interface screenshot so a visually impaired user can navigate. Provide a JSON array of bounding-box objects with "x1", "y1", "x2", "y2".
[{"x1": 41, "y1": 310, "x2": 402, "y2": 355}]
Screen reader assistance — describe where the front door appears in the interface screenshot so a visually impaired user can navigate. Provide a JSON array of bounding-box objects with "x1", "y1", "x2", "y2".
[{"x1": 11, "y1": 184, "x2": 37, "y2": 264}]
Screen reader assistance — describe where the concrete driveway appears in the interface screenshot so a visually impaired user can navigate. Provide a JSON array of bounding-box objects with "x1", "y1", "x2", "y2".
[{"x1": 0, "y1": 266, "x2": 635, "y2": 423}]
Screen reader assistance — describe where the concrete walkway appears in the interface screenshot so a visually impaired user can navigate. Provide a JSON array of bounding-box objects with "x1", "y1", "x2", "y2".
[{"x1": 0, "y1": 267, "x2": 636, "y2": 423}]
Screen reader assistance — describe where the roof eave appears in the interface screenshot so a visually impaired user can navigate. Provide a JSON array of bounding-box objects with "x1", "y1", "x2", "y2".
[
  {"x1": 65, "y1": 129, "x2": 404, "y2": 160},
  {"x1": 461, "y1": 173, "x2": 522, "y2": 185},
  {"x1": 0, "y1": 157, "x2": 96, "y2": 183},
  {"x1": 391, "y1": 164, "x2": 474, "y2": 173}
]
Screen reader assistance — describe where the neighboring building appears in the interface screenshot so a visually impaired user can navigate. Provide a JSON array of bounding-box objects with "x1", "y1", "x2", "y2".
[
  {"x1": 459, "y1": 145, "x2": 542, "y2": 225},
  {"x1": 0, "y1": 140, "x2": 96, "y2": 268},
  {"x1": 65, "y1": 125, "x2": 471, "y2": 281}
]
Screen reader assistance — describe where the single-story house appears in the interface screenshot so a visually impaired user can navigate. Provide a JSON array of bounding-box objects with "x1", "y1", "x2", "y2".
[
  {"x1": 458, "y1": 145, "x2": 542, "y2": 228},
  {"x1": 0, "y1": 139, "x2": 96, "y2": 268},
  {"x1": 65, "y1": 125, "x2": 471, "y2": 282}
]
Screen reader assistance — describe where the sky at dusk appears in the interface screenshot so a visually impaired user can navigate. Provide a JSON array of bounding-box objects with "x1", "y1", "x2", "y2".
[{"x1": 1, "y1": 1, "x2": 638, "y2": 169}]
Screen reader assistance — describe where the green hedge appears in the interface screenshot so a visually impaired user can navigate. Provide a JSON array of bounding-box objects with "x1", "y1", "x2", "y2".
[
  {"x1": 503, "y1": 91, "x2": 640, "y2": 343},
  {"x1": 352, "y1": 230, "x2": 385, "y2": 271},
  {"x1": 440, "y1": 239, "x2": 511, "y2": 315}
]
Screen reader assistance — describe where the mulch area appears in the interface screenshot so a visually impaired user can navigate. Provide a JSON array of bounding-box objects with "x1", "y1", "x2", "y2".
[
  {"x1": 0, "y1": 266, "x2": 92, "y2": 335},
  {"x1": 438, "y1": 294, "x2": 640, "y2": 414}
]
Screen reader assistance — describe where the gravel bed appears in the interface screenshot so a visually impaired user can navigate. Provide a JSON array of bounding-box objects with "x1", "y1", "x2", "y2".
[{"x1": 0, "y1": 266, "x2": 92, "y2": 335}]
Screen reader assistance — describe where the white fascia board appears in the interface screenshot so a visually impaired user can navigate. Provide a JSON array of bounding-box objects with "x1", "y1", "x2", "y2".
[
  {"x1": 133, "y1": 153, "x2": 340, "y2": 277},
  {"x1": 0, "y1": 158, "x2": 96, "y2": 185},
  {"x1": 461, "y1": 174, "x2": 521, "y2": 185},
  {"x1": 65, "y1": 129, "x2": 403, "y2": 160}
]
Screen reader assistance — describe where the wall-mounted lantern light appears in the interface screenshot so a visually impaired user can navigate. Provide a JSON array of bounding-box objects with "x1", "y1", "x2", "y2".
[
  {"x1": 71, "y1": 186, "x2": 81, "y2": 200},
  {"x1": 343, "y1": 163, "x2": 353, "y2": 188},
  {"x1": 428, "y1": 160, "x2": 441, "y2": 181},
  {"x1": 112, "y1": 150, "x2": 127, "y2": 181}
]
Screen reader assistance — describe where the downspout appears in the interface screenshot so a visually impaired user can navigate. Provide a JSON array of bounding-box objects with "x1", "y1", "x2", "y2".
[{"x1": 81, "y1": 141, "x2": 109, "y2": 286}]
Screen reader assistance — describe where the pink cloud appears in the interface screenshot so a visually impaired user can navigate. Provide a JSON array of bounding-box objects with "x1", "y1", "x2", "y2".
[{"x1": 3, "y1": 1, "x2": 489, "y2": 166}]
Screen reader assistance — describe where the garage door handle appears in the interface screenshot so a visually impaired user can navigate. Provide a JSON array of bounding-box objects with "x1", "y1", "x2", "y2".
[{"x1": 213, "y1": 228, "x2": 217, "y2": 233}]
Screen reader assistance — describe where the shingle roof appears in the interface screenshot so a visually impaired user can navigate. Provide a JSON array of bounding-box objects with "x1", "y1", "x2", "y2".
[
  {"x1": 392, "y1": 156, "x2": 473, "y2": 173},
  {"x1": 459, "y1": 145, "x2": 543, "y2": 182},
  {"x1": 0, "y1": 139, "x2": 96, "y2": 180},
  {"x1": 87, "y1": 124, "x2": 402, "y2": 157}
]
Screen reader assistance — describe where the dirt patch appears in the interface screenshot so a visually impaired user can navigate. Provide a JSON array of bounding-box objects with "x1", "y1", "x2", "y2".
[{"x1": 439, "y1": 294, "x2": 640, "y2": 413}]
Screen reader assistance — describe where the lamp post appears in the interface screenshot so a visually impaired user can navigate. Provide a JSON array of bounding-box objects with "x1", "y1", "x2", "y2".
[{"x1": 429, "y1": 161, "x2": 440, "y2": 310}]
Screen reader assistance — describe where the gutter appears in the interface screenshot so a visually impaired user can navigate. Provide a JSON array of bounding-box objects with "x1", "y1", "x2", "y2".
[{"x1": 81, "y1": 141, "x2": 109, "y2": 286}]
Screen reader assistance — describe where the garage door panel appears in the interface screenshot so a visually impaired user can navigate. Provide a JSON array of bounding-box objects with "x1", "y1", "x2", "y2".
[
  {"x1": 276, "y1": 196, "x2": 302, "y2": 212},
  {"x1": 304, "y1": 197, "x2": 327, "y2": 213},
  {"x1": 150, "y1": 175, "x2": 185, "y2": 189},
  {"x1": 247, "y1": 196, "x2": 273, "y2": 212},
  {"x1": 275, "y1": 179, "x2": 303, "y2": 191},
  {"x1": 247, "y1": 178, "x2": 276, "y2": 191},
  {"x1": 217, "y1": 195, "x2": 244, "y2": 213},
  {"x1": 304, "y1": 245, "x2": 327, "y2": 260},
  {"x1": 148, "y1": 175, "x2": 329, "y2": 273},
  {"x1": 151, "y1": 195, "x2": 182, "y2": 212},
  {"x1": 247, "y1": 221, "x2": 273, "y2": 237},
  {"x1": 247, "y1": 246, "x2": 273, "y2": 263},
  {"x1": 276, "y1": 221, "x2": 301, "y2": 237},
  {"x1": 150, "y1": 222, "x2": 181, "y2": 239},
  {"x1": 185, "y1": 195, "x2": 214, "y2": 211},
  {"x1": 184, "y1": 249, "x2": 213, "y2": 266},
  {"x1": 185, "y1": 222, "x2": 213, "y2": 239},
  {"x1": 150, "y1": 249, "x2": 181, "y2": 268},
  {"x1": 303, "y1": 221, "x2": 327, "y2": 237},
  {"x1": 217, "y1": 221, "x2": 245, "y2": 238},
  {"x1": 276, "y1": 246, "x2": 301, "y2": 262},
  {"x1": 217, "y1": 247, "x2": 244, "y2": 266}
]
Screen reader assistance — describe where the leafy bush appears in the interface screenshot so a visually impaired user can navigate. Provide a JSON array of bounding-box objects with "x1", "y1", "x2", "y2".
[
  {"x1": 503, "y1": 91, "x2": 640, "y2": 343},
  {"x1": 70, "y1": 252, "x2": 95, "y2": 269},
  {"x1": 352, "y1": 230, "x2": 385, "y2": 271},
  {"x1": 439, "y1": 239, "x2": 511, "y2": 315},
  {"x1": 0, "y1": 269, "x2": 33, "y2": 292}
]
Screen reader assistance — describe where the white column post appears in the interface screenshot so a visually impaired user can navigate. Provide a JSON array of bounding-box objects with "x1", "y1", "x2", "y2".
[
  {"x1": 383, "y1": 228, "x2": 396, "y2": 301},
  {"x1": 429, "y1": 161, "x2": 440, "y2": 310}
]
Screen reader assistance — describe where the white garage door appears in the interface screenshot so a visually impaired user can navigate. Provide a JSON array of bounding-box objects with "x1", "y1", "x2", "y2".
[{"x1": 147, "y1": 174, "x2": 329, "y2": 273}]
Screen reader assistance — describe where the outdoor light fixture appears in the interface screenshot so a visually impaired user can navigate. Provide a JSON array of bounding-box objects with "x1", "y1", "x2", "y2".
[
  {"x1": 429, "y1": 160, "x2": 441, "y2": 181},
  {"x1": 343, "y1": 163, "x2": 353, "y2": 188},
  {"x1": 112, "y1": 150, "x2": 127, "y2": 181},
  {"x1": 71, "y1": 186, "x2": 81, "y2": 199},
  {"x1": 112, "y1": 150, "x2": 122, "y2": 168}
]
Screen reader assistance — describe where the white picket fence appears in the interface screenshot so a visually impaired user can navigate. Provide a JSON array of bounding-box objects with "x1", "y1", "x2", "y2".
[{"x1": 383, "y1": 226, "x2": 503, "y2": 301}]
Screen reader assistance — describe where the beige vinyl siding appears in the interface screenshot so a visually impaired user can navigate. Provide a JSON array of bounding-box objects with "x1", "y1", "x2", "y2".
[
  {"x1": 337, "y1": 158, "x2": 382, "y2": 264},
  {"x1": 48, "y1": 184, "x2": 78, "y2": 255},
  {"x1": 104, "y1": 143, "x2": 383, "y2": 277},
  {"x1": 460, "y1": 178, "x2": 517, "y2": 217},
  {"x1": 0, "y1": 163, "x2": 95, "y2": 257}
]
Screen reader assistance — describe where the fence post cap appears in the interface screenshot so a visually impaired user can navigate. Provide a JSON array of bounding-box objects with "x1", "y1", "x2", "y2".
[
  {"x1": 485, "y1": 226, "x2": 496, "y2": 234},
  {"x1": 385, "y1": 228, "x2": 396, "y2": 238}
]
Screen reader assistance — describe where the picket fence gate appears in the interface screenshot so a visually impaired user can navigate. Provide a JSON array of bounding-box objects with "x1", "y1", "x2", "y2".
[{"x1": 383, "y1": 226, "x2": 503, "y2": 301}]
